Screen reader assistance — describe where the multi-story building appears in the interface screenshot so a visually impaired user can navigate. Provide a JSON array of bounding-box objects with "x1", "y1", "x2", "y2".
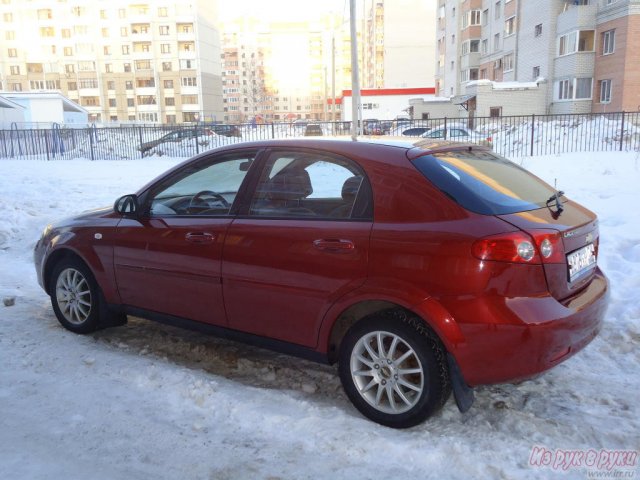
[
  {"x1": 363, "y1": 0, "x2": 437, "y2": 89},
  {"x1": 0, "y1": 0, "x2": 223, "y2": 124},
  {"x1": 220, "y1": 15, "x2": 352, "y2": 123},
  {"x1": 436, "y1": 0, "x2": 640, "y2": 115}
]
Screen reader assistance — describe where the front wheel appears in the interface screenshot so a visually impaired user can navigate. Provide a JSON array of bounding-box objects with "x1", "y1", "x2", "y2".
[
  {"x1": 49, "y1": 259, "x2": 101, "y2": 334},
  {"x1": 338, "y1": 312, "x2": 451, "y2": 428}
]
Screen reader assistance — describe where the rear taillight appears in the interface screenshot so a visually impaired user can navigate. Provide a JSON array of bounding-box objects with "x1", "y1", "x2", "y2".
[{"x1": 472, "y1": 230, "x2": 564, "y2": 264}]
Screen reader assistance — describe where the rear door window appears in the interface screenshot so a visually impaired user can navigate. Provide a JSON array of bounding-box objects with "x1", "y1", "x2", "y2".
[{"x1": 412, "y1": 150, "x2": 557, "y2": 215}]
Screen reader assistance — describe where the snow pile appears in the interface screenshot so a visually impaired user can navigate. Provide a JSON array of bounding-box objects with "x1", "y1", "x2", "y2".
[{"x1": 0, "y1": 151, "x2": 638, "y2": 479}]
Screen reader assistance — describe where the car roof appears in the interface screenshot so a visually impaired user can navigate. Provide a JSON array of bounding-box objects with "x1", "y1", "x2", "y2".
[{"x1": 212, "y1": 136, "x2": 488, "y2": 158}]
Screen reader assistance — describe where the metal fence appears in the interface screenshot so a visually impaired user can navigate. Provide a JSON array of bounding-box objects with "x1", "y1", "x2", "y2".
[{"x1": 1, "y1": 111, "x2": 639, "y2": 161}]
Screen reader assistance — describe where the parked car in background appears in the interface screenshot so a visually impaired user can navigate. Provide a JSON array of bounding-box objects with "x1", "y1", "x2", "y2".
[
  {"x1": 35, "y1": 137, "x2": 608, "y2": 428},
  {"x1": 363, "y1": 119, "x2": 383, "y2": 135},
  {"x1": 389, "y1": 125, "x2": 432, "y2": 137},
  {"x1": 421, "y1": 125, "x2": 493, "y2": 148},
  {"x1": 137, "y1": 128, "x2": 211, "y2": 156},
  {"x1": 210, "y1": 124, "x2": 242, "y2": 138},
  {"x1": 304, "y1": 124, "x2": 323, "y2": 136}
]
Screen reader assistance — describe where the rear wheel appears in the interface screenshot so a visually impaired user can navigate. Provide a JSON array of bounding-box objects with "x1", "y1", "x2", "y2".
[
  {"x1": 338, "y1": 312, "x2": 451, "y2": 428},
  {"x1": 49, "y1": 259, "x2": 101, "y2": 334}
]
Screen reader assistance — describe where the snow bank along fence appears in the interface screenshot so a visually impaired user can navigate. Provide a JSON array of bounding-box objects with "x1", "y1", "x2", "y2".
[{"x1": 1, "y1": 111, "x2": 639, "y2": 161}]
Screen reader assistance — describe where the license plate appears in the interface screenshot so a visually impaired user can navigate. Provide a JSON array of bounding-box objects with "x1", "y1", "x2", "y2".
[{"x1": 567, "y1": 243, "x2": 597, "y2": 282}]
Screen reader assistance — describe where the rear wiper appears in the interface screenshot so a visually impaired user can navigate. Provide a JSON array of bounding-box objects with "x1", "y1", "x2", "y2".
[{"x1": 546, "y1": 190, "x2": 564, "y2": 215}]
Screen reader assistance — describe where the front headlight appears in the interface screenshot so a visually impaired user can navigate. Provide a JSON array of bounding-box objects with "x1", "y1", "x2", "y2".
[{"x1": 42, "y1": 224, "x2": 53, "y2": 238}]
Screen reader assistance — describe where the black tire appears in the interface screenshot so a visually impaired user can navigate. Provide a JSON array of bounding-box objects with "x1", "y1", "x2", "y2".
[
  {"x1": 338, "y1": 310, "x2": 451, "y2": 428},
  {"x1": 49, "y1": 258, "x2": 102, "y2": 334}
]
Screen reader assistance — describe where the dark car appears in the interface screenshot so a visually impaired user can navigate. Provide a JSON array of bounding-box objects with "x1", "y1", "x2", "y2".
[
  {"x1": 138, "y1": 128, "x2": 210, "y2": 156},
  {"x1": 35, "y1": 138, "x2": 608, "y2": 428},
  {"x1": 304, "y1": 124, "x2": 323, "y2": 136},
  {"x1": 210, "y1": 124, "x2": 242, "y2": 138}
]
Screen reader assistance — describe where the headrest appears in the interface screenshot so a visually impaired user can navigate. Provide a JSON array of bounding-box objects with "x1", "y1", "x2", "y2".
[
  {"x1": 342, "y1": 176, "x2": 362, "y2": 201},
  {"x1": 267, "y1": 168, "x2": 313, "y2": 201}
]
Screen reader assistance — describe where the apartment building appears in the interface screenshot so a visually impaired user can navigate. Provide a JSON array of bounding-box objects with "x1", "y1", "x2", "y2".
[
  {"x1": 436, "y1": 0, "x2": 640, "y2": 116},
  {"x1": 220, "y1": 14, "x2": 354, "y2": 123},
  {"x1": 363, "y1": 0, "x2": 437, "y2": 89},
  {"x1": 0, "y1": 0, "x2": 223, "y2": 124}
]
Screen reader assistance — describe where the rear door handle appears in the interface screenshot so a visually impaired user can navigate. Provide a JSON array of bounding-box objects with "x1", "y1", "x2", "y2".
[
  {"x1": 185, "y1": 232, "x2": 216, "y2": 244},
  {"x1": 313, "y1": 239, "x2": 355, "y2": 253}
]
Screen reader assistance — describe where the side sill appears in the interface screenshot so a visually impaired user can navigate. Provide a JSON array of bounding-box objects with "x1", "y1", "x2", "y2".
[{"x1": 118, "y1": 305, "x2": 330, "y2": 365}]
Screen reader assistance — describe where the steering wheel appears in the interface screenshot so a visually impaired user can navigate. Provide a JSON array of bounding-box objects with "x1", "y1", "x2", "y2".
[{"x1": 187, "y1": 190, "x2": 230, "y2": 213}]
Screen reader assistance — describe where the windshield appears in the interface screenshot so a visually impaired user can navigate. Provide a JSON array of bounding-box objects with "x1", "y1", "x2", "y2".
[{"x1": 412, "y1": 150, "x2": 557, "y2": 215}]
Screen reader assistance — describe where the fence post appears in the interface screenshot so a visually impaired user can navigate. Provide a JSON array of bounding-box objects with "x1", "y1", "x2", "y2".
[
  {"x1": 530, "y1": 114, "x2": 535, "y2": 157},
  {"x1": 444, "y1": 117, "x2": 448, "y2": 140},
  {"x1": 138, "y1": 126, "x2": 144, "y2": 159},
  {"x1": 271, "y1": 122, "x2": 275, "y2": 139},
  {"x1": 619, "y1": 111, "x2": 626, "y2": 152},
  {"x1": 195, "y1": 128, "x2": 200, "y2": 154},
  {"x1": 44, "y1": 130, "x2": 50, "y2": 161},
  {"x1": 88, "y1": 127, "x2": 95, "y2": 161}
]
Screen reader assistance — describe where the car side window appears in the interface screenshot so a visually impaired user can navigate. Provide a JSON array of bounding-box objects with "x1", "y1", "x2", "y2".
[
  {"x1": 426, "y1": 130, "x2": 445, "y2": 138},
  {"x1": 149, "y1": 155, "x2": 254, "y2": 216},
  {"x1": 450, "y1": 129, "x2": 468, "y2": 137},
  {"x1": 249, "y1": 151, "x2": 372, "y2": 220}
]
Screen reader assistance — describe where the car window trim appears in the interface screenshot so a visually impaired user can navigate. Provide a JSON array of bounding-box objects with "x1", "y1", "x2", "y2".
[
  {"x1": 235, "y1": 147, "x2": 374, "y2": 222},
  {"x1": 139, "y1": 147, "x2": 266, "y2": 219}
]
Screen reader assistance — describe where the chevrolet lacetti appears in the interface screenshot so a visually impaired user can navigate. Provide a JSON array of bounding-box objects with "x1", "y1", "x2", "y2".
[{"x1": 34, "y1": 138, "x2": 609, "y2": 428}]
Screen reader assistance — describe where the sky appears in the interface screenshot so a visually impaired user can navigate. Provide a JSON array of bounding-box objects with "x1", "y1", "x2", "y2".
[{"x1": 217, "y1": 0, "x2": 347, "y2": 23}]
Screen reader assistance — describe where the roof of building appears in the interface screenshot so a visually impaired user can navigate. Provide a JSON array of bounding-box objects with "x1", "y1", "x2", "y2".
[{"x1": 0, "y1": 91, "x2": 87, "y2": 113}]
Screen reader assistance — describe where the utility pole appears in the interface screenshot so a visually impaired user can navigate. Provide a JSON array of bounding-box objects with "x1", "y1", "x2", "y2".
[
  {"x1": 349, "y1": 0, "x2": 361, "y2": 140},
  {"x1": 331, "y1": 34, "x2": 336, "y2": 131}
]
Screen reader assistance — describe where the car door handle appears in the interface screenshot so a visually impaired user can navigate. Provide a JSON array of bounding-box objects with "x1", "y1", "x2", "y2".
[
  {"x1": 313, "y1": 239, "x2": 355, "y2": 253},
  {"x1": 185, "y1": 232, "x2": 216, "y2": 244}
]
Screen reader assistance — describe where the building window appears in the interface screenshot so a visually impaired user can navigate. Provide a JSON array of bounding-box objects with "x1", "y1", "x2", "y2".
[
  {"x1": 482, "y1": 39, "x2": 488, "y2": 54},
  {"x1": 494, "y1": 33, "x2": 500, "y2": 51},
  {"x1": 8, "y1": 48, "x2": 17, "y2": 57},
  {"x1": 4, "y1": 12, "x2": 13, "y2": 21},
  {"x1": 118, "y1": 8, "x2": 126, "y2": 18},
  {"x1": 575, "y1": 78, "x2": 592, "y2": 99},
  {"x1": 602, "y1": 30, "x2": 615, "y2": 55},
  {"x1": 161, "y1": 44, "x2": 171, "y2": 54},
  {"x1": 181, "y1": 77, "x2": 197, "y2": 87},
  {"x1": 505, "y1": 17, "x2": 516, "y2": 36},
  {"x1": 108, "y1": 99, "x2": 116, "y2": 107},
  {"x1": 65, "y1": 64, "x2": 75, "y2": 74},
  {"x1": 533, "y1": 66, "x2": 540, "y2": 79},
  {"x1": 159, "y1": 26, "x2": 169, "y2": 35},
  {"x1": 495, "y1": 1, "x2": 501, "y2": 19},
  {"x1": 482, "y1": 9, "x2": 489, "y2": 26},
  {"x1": 158, "y1": 7, "x2": 168, "y2": 17},
  {"x1": 503, "y1": 54, "x2": 514, "y2": 71},
  {"x1": 183, "y1": 112, "x2": 198, "y2": 122},
  {"x1": 107, "y1": 81, "x2": 115, "y2": 90},
  {"x1": 105, "y1": 63, "x2": 113, "y2": 73},
  {"x1": 180, "y1": 59, "x2": 195, "y2": 69},
  {"x1": 599, "y1": 79, "x2": 611, "y2": 103},
  {"x1": 164, "y1": 80, "x2": 174, "y2": 88},
  {"x1": 558, "y1": 79, "x2": 573, "y2": 100},
  {"x1": 122, "y1": 45, "x2": 130, "y2": 55},
  {"x1": 10, "y1": 65, "x2": 19, "y2": 75},
  {"x1": 121, "y1": 27, "x2": 128, "y2": 37},
  {"x1": 162, "y1": 62, "x2": 172, "y2": 71},
  {"x1": 470, "y1": 68, "x2": 479, "y2": 80},
  {"x1": 79, "y1": 79, "x2": 98, "y2": 89},
  {"x1": 102, "y1": 28, "x2": 109, "y2": 38},
  {"x1": 5, "y1": 30, "x2": 14, "y2": 40},
  {"x1": 558, "y1": 30, "x2": 595, "y2": 56},
  {"x1": 125, "y1": 81, "x2": 133, "y2": 90},
  {"x1": 557, "y1": 78, "x2": 592, "y2": 100},
  {"x1": 127, "y1": 98, "x2": 134, "y2": 107},
  {"x1": 535, "y1": 24, "x2": 542, "y2": 37},
  {"x1": 165, "y1": 97, "x2": 175, "y2": 106},
  {"x1": 181, "y1": 95, "x2": 198, "y2": 104},
  {"x1": 490, "y1": 107, "x2": 502, "y2": 117},
  {"x1": 463, "y1": 10, "x2": 481, "y2": 28},
  {"x1": 451, "y1": 34, "x2": 455, "y2": 44},
  {"x1": 470, "y1": 40, "x2": 480, "y2": 53},
  {"x1": 103, "y1": 46, "x2": 111, "y2": 55},
  {"x1": 67, "y1": 82, "x2": 77, "y2": 91},
  {"x1": 124, "y1": 63, "x2": 132, "y2": 72},
  {"x1": 166, "y1": 114, "x2": 176, "y2": 123}
]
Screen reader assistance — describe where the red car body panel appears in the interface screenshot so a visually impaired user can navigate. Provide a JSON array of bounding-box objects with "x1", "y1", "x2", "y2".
[{"x1": 34, "y1": 138, "x2": 609, "y2": 389}]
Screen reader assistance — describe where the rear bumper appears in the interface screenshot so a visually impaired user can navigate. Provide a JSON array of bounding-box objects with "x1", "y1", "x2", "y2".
[{"x1": 449, "y1": 268, "x2": 609, "y2": 386}]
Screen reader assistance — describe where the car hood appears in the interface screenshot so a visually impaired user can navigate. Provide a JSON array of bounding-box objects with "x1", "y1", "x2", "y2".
[{"x1": 50, "y1": 206, "x2": 120, "y2": 230}]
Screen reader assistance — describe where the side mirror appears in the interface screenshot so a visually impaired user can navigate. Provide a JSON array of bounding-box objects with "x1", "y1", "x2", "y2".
[{"x1": 114, "y1": 194, "x2": 139, "y2": 216}]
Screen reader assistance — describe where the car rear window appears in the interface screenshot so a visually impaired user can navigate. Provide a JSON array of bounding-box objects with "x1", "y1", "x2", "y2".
[{"x1": 412, "y1": 150, "x2": 557, "y2": 215}]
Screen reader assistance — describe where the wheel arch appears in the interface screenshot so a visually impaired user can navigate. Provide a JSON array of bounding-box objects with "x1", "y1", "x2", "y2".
[
  {"x1": 43, "y1": 248, "x2": 94, "y2": 295},
  {"x1": 322, "y1": 296, "x2": 466, "y2": 364}
]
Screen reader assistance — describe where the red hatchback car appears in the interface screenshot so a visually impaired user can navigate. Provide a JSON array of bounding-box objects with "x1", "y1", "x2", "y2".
[{"x1": 34, "y1": 138, "x2": 609, "y2": 428}]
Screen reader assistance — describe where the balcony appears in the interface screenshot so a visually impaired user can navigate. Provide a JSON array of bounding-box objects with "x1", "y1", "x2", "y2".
[{"x1": 558, "y1": 2, "x2": 597, "y2": 31}]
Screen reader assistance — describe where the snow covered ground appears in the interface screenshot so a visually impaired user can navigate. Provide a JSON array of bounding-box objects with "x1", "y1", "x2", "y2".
[{"x1": 0, "y1": 149, "x2": 639, "y2": 479}]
